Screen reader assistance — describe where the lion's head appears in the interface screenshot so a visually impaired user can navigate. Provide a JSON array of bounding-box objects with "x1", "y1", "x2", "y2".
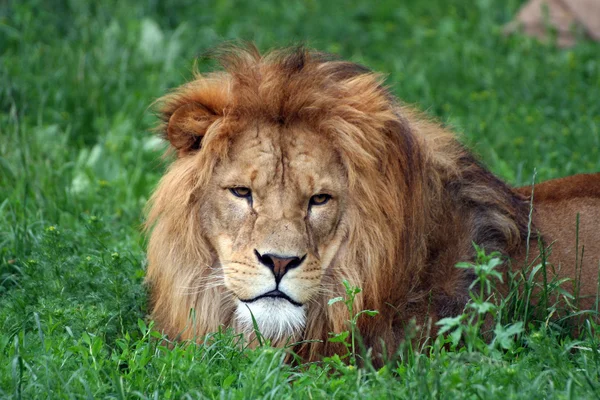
[{"x1": 146, "y1": 45, "x2": 530, "y2": 360}]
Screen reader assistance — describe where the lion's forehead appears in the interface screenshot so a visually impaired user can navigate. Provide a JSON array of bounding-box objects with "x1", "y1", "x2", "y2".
[{"x1": 224, "y1": 124, "x2": 345, "y2": 195}]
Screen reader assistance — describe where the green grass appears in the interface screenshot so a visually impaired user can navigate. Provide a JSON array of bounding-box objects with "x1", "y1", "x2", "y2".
[{"x1": 2, "y1": 0, "x2": 600, "y2": 398}]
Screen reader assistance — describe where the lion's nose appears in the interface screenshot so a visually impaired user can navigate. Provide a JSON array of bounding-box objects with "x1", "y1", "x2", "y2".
[{"x1": 254, "y1": 250, "x2": 306, "y2": 283}]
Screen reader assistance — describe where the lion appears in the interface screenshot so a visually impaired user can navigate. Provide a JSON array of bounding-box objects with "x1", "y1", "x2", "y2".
[{"x1": 145, "y1": 45, "x2": 600, "y2": 363}]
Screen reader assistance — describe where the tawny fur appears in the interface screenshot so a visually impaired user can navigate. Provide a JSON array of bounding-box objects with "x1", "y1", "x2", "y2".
[{"x1": 145, "y1": 45, "x2": 600, "y2": 362}]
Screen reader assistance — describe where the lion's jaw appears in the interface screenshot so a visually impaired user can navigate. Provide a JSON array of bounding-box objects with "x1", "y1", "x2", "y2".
[
  {"x1": 202, "y1": 123, "x2": 348, "y2": 341},
  {"x1": 234, "y1": 298, "x2": 307, "y2": 341}
]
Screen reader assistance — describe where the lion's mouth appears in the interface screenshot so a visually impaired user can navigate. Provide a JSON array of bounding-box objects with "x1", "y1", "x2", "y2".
[{"x1": 241, "y1": 289, "x2": 302, "y2": 307}]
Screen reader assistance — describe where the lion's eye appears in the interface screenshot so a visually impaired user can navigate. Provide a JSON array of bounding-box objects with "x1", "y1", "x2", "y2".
[
  {"x1": 230, "y1": 187, "x2": 252, "y2": 199},
  {"x1": 309, "y1": 193, "x2": 331, "y2": 206}
]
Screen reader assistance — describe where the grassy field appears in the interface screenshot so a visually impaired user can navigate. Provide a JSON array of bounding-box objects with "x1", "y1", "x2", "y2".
[{"x1": 2, "y1": 0, "x2": 600, "y2": 398}]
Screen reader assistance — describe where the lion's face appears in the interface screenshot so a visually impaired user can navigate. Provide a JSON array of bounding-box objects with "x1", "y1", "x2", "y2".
[{"x1": 201, "y1": 123, "x2": 348, "y2": 338}]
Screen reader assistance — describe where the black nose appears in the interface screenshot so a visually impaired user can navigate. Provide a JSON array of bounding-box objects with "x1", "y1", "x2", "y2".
[{"x1": 254, "y1": 250, "x2": 306, "y2": 283}]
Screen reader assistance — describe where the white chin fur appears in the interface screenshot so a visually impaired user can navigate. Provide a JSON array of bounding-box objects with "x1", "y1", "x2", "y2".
[{"x1": 235, "y1": 298, "x2": 306, "y2": 342}]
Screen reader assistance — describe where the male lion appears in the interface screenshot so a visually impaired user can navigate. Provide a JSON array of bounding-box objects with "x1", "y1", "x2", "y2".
[{"x1": 146, "y1": 45, "x2": 600, "y2": 362}]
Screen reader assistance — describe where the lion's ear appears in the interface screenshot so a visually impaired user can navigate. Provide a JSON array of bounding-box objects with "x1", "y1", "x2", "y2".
[
  {"x1": 164, "y1": 102, "x2": 218, "y2": 156},
  {"x1": 159, "y1": 77, "x2": 230, "y2": 156}
]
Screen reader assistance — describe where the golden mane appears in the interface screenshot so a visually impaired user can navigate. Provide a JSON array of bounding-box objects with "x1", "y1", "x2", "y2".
[{"x1": 146, "y1": 45, "x2": 597, "y2": 362}]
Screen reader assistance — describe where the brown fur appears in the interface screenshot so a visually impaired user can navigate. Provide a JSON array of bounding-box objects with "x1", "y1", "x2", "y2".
[
  {"x1": 513, "y1": 174, "x2": 600, "y2": 312},
  {"x1": 145, "y1": 45, "x2": 600, "y2": 362}
]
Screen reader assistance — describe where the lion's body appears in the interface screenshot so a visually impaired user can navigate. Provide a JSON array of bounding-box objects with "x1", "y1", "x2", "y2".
[
  {"x1": 146, "y1": 46, "x2": 600, "y2": 362},
  {"x1": 512, "y1": 175, "x2": 600, "y2": 311}
]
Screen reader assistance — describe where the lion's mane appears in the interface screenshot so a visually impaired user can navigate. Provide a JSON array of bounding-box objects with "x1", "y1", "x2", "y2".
[{"x1": 146, "y1": 45, "x2": 531, "y2": 361}]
